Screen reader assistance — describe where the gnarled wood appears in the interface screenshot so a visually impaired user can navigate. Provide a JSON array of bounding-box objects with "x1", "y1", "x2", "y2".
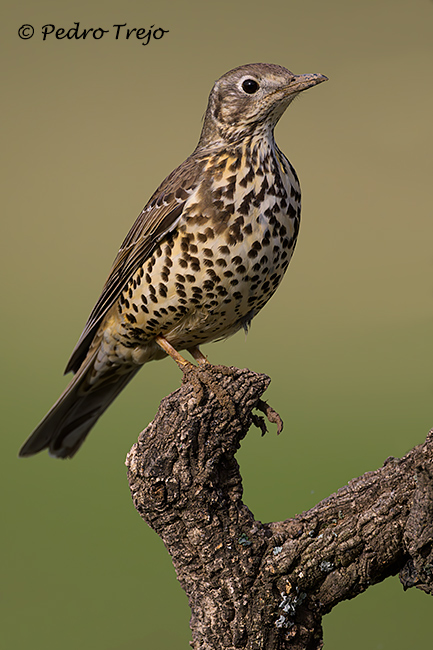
[{"x1": 126, "y1": 367, "x2": 433, "y2": 649}]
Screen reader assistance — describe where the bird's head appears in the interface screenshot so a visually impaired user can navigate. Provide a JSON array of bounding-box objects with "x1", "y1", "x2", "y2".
[{"x1": 198, "y1": 63, "x2": 327, "y2": 148}]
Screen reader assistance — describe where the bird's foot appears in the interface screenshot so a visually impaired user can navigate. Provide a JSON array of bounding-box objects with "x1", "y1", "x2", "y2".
[
  {"x1": 155, "y1": 337, "x2": 282, "y2": 426},
  {"x1": 155, "y1": 335, "x2": 236, "y2": 414},
  {"x1": 252, "y1": 399, "x2": 284, "y2": 436},
  {"x1": 181, "y1": 363, "x2": 237, "y2": 416}
]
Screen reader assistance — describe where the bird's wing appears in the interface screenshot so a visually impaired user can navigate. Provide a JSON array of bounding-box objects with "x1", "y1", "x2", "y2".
[{"x1": 65, "y1": 154, "x2": 205, "y2": 374}]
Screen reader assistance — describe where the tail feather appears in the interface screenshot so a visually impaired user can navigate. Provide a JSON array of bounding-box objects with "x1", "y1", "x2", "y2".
[{"x1": 19, "y1": 352, "x2": 139, "y2": 459}]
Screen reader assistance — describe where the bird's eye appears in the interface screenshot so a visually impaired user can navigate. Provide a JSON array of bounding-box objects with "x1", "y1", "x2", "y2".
[{"x1": 242, "y1": 78, "x2": 260, "y2": 94}]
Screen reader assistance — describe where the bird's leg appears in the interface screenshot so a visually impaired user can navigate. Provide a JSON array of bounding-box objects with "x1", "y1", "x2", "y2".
[
  {"x1": 187, "y1": 346, "x2": 209, "y2": 366},
  {"x1": 156, "y1": 337, "x2": 235, "y2": 415},
  {"x1": 155, "y1": 335, "x2": 192, "y2": 369}
]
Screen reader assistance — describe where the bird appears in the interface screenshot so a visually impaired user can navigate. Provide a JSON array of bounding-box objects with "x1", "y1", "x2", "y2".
[{"x1": 19, "y1": 63, "x2": 327, "y2": 459}]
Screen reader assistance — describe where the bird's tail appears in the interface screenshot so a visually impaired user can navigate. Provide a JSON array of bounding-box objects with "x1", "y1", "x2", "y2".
[{"x1": 19, "y1": 351, "x2": 139, "y2": 459}]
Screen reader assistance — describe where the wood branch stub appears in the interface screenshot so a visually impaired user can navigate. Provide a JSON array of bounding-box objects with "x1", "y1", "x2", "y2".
[{"x1": 126, "y1": 367, "x2": 433, "y2": 650}]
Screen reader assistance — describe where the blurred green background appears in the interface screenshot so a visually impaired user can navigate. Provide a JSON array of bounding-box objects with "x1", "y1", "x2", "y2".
[{"x1": 2, "y1": 0, "x2": 432, "y2": 647}]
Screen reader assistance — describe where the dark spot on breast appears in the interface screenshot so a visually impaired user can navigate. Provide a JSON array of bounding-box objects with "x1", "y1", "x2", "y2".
[
  {"x1": 225, "y1": 202, "x2": 235, "y2": 215},
  {"x1": 229, "y1": 157, "x2": 241, "y2": 172},
  {"x1": 239, "y1": 167, "x2": 254, "y2": 188},
  {"x1": 239, "y1": 189, "x2": 255, "y2": 215},
  {"x1": 206, "y1": 269, "x2": 221, "y2": 282},
  {"x1": 212, "y1": 186, "x2": 223, "y2": 200},
  {"x1": 224, "y1": 182, "x2": 236, "y2": 201},
  {"x1": 147, "y1": 318, "x2": 159, "y2": 328}
]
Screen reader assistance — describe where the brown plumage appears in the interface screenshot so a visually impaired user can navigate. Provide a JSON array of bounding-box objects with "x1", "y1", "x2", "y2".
[{"x1": 19, "y1": 63, "x2": 327, "y2": 459}]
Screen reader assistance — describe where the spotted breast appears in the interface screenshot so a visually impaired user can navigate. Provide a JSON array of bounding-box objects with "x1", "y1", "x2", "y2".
[{"x1": 110, "y1": 137, "x2": 300, "y2": 370}]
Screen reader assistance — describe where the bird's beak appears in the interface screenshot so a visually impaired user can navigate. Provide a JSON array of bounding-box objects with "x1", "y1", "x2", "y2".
[{"x1": 285, "y1": 73, "x2": 328, "y2": 95}]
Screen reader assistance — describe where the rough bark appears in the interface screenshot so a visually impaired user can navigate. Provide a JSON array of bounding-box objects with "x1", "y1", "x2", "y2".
[{"x1": 126, "y1": 366, "x2": 433, "y2": 649}]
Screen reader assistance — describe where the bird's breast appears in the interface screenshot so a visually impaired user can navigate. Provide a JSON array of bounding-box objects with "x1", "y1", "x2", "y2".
[{"x1": 112, "y1": 143, "x2": 302, "y2": 355}]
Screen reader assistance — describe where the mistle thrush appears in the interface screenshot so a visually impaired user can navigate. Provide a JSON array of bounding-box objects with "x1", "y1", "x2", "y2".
[{"x1": 20, "y1": 63, "x2": 327, "y2": 458}]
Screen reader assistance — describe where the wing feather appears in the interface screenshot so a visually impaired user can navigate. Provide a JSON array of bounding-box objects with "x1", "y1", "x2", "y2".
[{"x1": 65, "y1": 153, "x2": 206, "y2": 374}]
